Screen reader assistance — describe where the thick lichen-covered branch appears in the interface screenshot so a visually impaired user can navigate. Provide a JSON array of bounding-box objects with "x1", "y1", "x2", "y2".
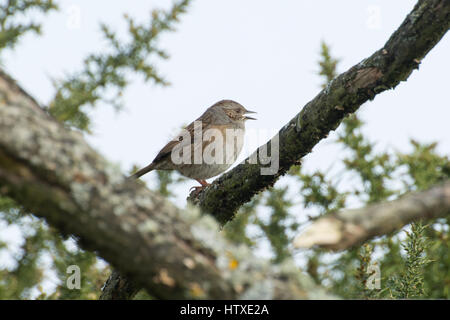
[
  {"x1": 49, "y1": 0, "x2": 191, "y2": 131},
  {"x1": 294, "y1": 180, "x2": 450, "y2": 251},
  {"x1": 190, "y1": 0, "x2": 450, "y2": 225},
  {"x1": 0, "y1": 68, "x2": 334, "y2": 299}
]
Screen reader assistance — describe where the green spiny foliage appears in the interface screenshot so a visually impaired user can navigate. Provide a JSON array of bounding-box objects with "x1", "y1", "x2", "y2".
[
  {"x1": 300, "y1": 42, "x2": 448, "y2": 299},
  {"x1": 223, "y1": 195, "x2": 260, "y2": 247},
  {"x1": 0, "y1": 0, "x2": 57, "y2": 54},
  {"x1": 0, "y1": 217, "x2": 45, "y2": 299},
  {"x1": 48, "y1": 0, "x2": 191, "y2": 131},
  {"x1": 154, "y1": 170, "x2": 187, "y2": 198},
  {"x1": 338, "y1": 115, "x2": 397, "y2": 203},
  {"x1": 222, "y1": 43, "x2": 449, "y2": 300},
  {"x1": 396, "y1": 142, "x2": 450, "y2": 298},
  {"x1": 290, "y1": 167, "x2": 347, "y2": 216},
  {"x1": 256, "y1": 187, "x2": 296, "y2": 263},
  {"x1": 397, "y1": 140, "x2": 450, "y2": 190},
  {"x1": 355, "y1": 244, "x2": 382, "y2": 299},
  {"x1": 387, "y1": 222, "x2": 431, "y2": 298},
  {"x1": 0, "y1": 208, "x2": 109, "y2": 299},
  {"x1": 40, "y1": 228, "x2": 109, "y2": 299}
]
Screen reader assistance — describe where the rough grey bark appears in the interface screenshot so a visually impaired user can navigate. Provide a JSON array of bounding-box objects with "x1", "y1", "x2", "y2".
[
  {"x1": 0, "y1": 68, "x2": 334, "y2": 299},
  {"x1": 294, "y1": 180, "x2": 450, "y2": 251},
  {"x1": 100, "y1": 270, "x2": 140, "y2": 300},
  {"x1": 190, "y1": 0, "x2": 450, "y2": 225},
  {"x1": 102, "y1": 0, "x2": 450, "y2": 299}
]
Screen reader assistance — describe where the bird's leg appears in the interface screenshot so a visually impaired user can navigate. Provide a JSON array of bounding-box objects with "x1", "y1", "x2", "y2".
[
  {"x1": 198, "y1": 179, "x2": 210, "y2": 187},
  {"x1": 190, "y1": 179, "x2": 211, "y2": 195}
]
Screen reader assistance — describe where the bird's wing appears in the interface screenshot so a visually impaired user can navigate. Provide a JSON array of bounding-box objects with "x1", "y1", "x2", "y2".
[{"x1": 151, "y1": 117, "x2": 207, "y2": 164}]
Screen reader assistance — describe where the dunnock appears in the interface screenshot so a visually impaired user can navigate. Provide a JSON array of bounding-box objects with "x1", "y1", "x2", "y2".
[{"x1": 131, "y1": 100, "x2": 256, "y2": 191}]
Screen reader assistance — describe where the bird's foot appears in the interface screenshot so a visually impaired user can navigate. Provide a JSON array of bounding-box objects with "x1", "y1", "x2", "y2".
[{"x1": 189, "y1": 180, "x2": 210, "y2": 196}]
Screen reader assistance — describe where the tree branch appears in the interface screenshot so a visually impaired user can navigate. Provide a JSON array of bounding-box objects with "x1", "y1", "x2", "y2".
[
  {"x1": 191, "y1": 0, "x2": 450, "y2": 225},
  {"x1": 3, "y1": 0, "x2": 448, "y2": 300},
  {"x1": 0, "y1": 68, "x2": 334, "y2": 299},
  {"x1": 101, "y1": 0, "x2": 450, "y2": 299},
  {"x1": 294, "y1": 180, "x2": 450, "y2": 251}
]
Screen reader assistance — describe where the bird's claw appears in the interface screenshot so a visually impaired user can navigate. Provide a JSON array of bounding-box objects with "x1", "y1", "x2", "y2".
[{"x1": 189, "y1": 185, "x2": 206, "y2": 196}]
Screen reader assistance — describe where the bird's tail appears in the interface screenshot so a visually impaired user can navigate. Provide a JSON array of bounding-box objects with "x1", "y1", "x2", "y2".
[{"x1": 129, "y1": 163, "x2": 156, "y2": 179}]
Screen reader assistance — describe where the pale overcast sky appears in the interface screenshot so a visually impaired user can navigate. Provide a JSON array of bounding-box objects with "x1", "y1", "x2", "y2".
[{"x1": 2, "y1": 0, "x2": 449, "y2": 205}]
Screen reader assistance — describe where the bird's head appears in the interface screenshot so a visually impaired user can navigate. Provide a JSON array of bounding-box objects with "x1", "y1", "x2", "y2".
[{"x1": 216, "y1": 100, "x2": 257, "y2": 121}]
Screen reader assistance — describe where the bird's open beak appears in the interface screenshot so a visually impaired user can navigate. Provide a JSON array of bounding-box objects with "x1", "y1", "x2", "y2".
[{"x1": 244, "y1": 110, "x2": 257, "y2": 120}]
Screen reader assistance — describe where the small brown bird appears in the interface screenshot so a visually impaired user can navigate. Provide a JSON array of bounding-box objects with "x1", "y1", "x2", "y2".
[{"x1": 132, "y1": 100, "x2": 256, "y2": 192}]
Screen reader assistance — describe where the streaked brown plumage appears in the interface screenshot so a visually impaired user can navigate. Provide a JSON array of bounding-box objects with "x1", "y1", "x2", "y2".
[{"x1": 132, "y1": 100, "x2": 256, "y2": 191}]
